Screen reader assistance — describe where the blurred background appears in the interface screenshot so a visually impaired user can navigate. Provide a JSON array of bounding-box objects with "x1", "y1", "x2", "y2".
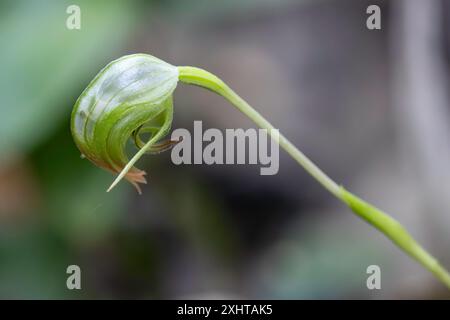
[{"x1": 1, "y1": 0, "x2": 450, "y2": 299}]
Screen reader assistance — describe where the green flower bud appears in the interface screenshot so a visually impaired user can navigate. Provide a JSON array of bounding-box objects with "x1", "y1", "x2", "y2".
[{"x1": 71, "y1": 54, "x2": 179, "y2": 193}]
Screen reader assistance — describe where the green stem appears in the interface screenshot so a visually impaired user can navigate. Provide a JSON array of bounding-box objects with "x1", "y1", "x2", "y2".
[{"x1": 178, "y1": 66, "x2": 450, "y2": 289}]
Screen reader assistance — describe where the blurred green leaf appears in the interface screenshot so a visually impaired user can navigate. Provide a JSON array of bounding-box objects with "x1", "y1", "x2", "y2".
[
  {"x1": 0, "y1": 226, "x2": 70, "y2": 299},
  {"x1": 0, "y1": 0, "x2": 137, "y2": 163}
]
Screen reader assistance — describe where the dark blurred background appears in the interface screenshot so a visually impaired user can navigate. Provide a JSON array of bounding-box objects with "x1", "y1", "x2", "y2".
[{"x1": 1, "y1": 0, "x2": 450, "y2": 299}]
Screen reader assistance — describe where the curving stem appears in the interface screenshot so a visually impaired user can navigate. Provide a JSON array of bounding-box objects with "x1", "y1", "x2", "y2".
[{"x1": 177, "y1": 66, "x2": 450, "y2": 289}]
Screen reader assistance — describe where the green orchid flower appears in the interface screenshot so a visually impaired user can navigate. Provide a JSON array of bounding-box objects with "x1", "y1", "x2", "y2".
[{"x1": 71, "y1": 54, "x2": 179, "y2": 193}]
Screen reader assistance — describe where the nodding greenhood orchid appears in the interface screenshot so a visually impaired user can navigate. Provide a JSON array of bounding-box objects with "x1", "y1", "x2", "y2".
[{"x1": 70, "y1": 53, "x2": 450, "y2": 289}]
